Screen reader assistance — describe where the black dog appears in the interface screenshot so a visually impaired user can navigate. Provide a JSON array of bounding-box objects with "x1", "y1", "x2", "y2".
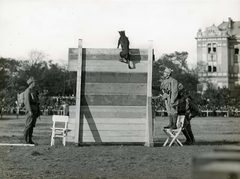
[{"x1": 117, "y1": 31, "x2": 133, "y2": 69}]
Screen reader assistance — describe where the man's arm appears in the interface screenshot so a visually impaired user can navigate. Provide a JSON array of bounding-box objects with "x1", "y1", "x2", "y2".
[
  {"x1": 186, "y1": 98, "x2": 190, "y2": 111},
  {"x1": 24, "y1": 88, "x2": 32, "y2": 114},
  {"x1": 170, "y1": 78, "x2": 179, "y2": 106}
]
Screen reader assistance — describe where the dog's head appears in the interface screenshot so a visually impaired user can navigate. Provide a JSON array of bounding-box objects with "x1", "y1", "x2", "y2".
[{"x1": 118, "y1": 31, "x2": 125, "y2": 36}]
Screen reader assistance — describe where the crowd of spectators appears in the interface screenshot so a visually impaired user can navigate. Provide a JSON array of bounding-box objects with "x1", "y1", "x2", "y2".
[
  {"x1": 2, "y1": 96, "x2": 240, "y2": 118},
  {"x1": 155, "y1": 103, "x2": 240, "y2": 117},
  {"x1": 0, "y1": 96, "x2": 76, "y2": 117},
  {"x1": 197, "y1": 105, "x2": 240, "y2": 117},
  {"x1": 40, "y1": 96, "x2": 75, "y2": 116},
  {"x1": 152, "y1": 97, "x2": 240, "y2": 117}
]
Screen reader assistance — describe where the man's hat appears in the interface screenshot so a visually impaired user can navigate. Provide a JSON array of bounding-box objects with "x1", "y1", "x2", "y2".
[
  {"x1": 163, "y1": 67, "x2": 173, "y2": 74},
  {"x1": 27, "y1": 77, "x2": 35, "y2": 85}
]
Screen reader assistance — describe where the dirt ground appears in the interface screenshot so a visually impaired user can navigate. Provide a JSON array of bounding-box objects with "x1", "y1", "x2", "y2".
[{"x1": 0, "y1": 115, "x2": 240, "y2": 179}]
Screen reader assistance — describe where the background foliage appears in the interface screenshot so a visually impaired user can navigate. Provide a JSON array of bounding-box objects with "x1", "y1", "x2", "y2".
[
  {"x1": 0, "y1": 50, "x2": 239, "y2": 111},
  {"x1": 0, "y1": 50, "x2": 76, "y2": 109}
]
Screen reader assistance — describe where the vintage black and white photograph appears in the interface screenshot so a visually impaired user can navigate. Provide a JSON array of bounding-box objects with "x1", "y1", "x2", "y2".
[{"x1": 0, "y1": 0, "x2": 240, "y2": 178}]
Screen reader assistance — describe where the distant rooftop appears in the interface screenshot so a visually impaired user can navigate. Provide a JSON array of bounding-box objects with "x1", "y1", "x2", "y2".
[
  {"x1": 218, "y1": 18, "x2": 240, "y2": 37},
  {"x1": 196, "y1": 17, "x2": 240, "y2": 38}
]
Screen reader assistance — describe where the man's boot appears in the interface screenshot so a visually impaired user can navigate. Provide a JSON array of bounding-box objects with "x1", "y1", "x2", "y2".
[
  {"x1": 23, "y1": 129, "x2": 29, "y2": 144},
  {"x1": 28, "y1": 127, "x2": 35, "y2": 144},
  {"x1": 182, "y1": 129, "x2": 192, "y2": 145},
  {"x1": 171, "y1": 113, "x2": 178, "y2": 129},
  {"x1": 164, "y1": 115, "x2": 173, "y2": 129},
  {"x1": 188, "y1": 130, "x2": 195, "y2": 144}
]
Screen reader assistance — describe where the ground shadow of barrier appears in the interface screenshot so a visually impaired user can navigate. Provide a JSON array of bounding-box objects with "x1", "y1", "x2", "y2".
[
  {"x1": 79, "y1": 96, "x2": 102, "y2": 143},
  {"x1": 153, "y1": 140, "x2": 240, "y2": 147},
  {"x1": 0, "y1": 116, "x2": 22, "y2": 120},
  {"x1": 79, "y1": 64, "x2": 102, "y2": 143}
]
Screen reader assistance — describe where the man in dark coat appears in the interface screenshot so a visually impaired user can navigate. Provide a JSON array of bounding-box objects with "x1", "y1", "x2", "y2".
[
  {"x1": 178, "y1": 92, "x2": 197, "y2": 145},
  {"x1": 23, "y1": 77, "x2": 41, "y2": 144}
]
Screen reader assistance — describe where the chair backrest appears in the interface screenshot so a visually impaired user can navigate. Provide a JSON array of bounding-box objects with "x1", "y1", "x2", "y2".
[
  {"x1": 176, "y1": 115, "x2": 185, "y2": 129},
  {"x1": 52, "y1": 115, "x2": 69, "y2": 122},
  {"x1": 52, "y1": 115, "x2": 69, "y2": 129}
]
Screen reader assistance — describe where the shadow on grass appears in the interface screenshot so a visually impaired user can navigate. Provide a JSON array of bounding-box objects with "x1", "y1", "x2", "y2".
[
  {"x1": 0, "y1": 116, "x2": 25, "y2": 120},
  {"x1": 153, "y1": 141, "x2": 240, "y2": 147},
  {"x1": 194, "y1": 141, "x2": 240, "y2": 146}
]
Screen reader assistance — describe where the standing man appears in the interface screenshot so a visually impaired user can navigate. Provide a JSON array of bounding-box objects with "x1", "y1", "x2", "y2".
[
  {"x1": 23, "y1": 77, "x2": 40, "y2": 144},
  {"x1": 178, "y1": 91, "x2": 198, "y2": 145},
  {"x1": 184, "y1": 94, "x2": 198, "y2": 145},
  {"x1": 160, "y1": 68, "x2": 179, "y2": 129}
]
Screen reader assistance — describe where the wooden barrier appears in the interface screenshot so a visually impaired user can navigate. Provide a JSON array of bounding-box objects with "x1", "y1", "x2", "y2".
[{"x1": 67, "y1": 39, "x2": 154, "y2": 146}]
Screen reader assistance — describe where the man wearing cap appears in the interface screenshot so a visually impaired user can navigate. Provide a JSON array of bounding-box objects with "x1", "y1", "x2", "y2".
[
  {"x1": 160, "y1": 67, "x2": 179, "y2": 129},
  {"x1": 23, "y1": 77, "x2": 40, "y2": 144}
]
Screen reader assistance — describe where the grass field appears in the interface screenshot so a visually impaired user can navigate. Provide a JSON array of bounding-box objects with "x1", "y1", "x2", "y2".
[{"x1": 0, "y1": 115, "x2": 240, "y2": 179}]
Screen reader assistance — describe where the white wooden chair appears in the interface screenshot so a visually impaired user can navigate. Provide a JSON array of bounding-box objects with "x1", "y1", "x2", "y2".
[
  {"x1": 51, "y1": 115, "x2": 69, "y2": 146},
  {"x1": 163, "y1": 115, "x2": 185, "y2": 147}
]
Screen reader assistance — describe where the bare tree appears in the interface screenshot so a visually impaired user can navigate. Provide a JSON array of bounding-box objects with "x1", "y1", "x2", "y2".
[{"x1": 28, "y1": 49, "x2": 48, "y2": 66}]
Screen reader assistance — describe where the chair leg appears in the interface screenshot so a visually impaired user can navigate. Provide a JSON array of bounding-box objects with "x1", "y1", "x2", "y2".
[
  {"x1": 169, "y1": 131, "x2": 182, "y2": 147},
  {"x1": 63, "y1": 136, "x2": 66, "y2": 146},
  {"x1": 163, "y1": 129, "x2": 183, "y2": 147},
  {"x1": 169, "y1": 136, "x2": 180, "y2": 146},
  {"x1": 176, "y1": 139, "x2": 183, "y2": 146},
  {"x1": 51, "y1": 137, "x2": 54, "y2": 146},
  {"x1": 169, "y1": 137, "x2": 176, "y2": 146},
  {"x1": 163, "y1": 137, "x2": 170, "y2": 146},
  {"x1": 51, "y1": 130, "x2": 55, "y2": 146},
  {"x1": 163, "y1": 129, "x2": 173, "y2": 146}
]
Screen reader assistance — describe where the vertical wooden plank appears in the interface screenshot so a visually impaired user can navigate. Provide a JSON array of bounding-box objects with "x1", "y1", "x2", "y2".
[
  {"x1": 147, "y1": 41, "x2": 153, "y2": 97},
  {"x1": 75, "y1": 39, "x2": 82, "y2": 145},
  {"x1": 145, "y1": 40, "x2": 154, "y2": 147}
]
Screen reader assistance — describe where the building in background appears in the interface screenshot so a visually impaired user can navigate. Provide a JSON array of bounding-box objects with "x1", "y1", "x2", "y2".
[{"x1": 196, "y1": 17, "x2": 240, "y2": 92}]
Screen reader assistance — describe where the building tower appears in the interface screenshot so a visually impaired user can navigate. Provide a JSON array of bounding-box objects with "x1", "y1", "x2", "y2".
[{"x1": 196, "y1": 17, "x2": 240, "y2": 92}]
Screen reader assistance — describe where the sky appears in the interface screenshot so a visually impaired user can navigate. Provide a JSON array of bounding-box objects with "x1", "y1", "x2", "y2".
[{"x1": 0, "y1": 0, "x2": 240, "y2": 67}]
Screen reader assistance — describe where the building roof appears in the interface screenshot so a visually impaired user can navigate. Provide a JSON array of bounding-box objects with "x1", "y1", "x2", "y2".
[
  {"x1": 218, "y1": 19, "x2": 240, "y2": 38},
  {"x1": 196, "y1": 18, "x2": 240, "y2": 39}
]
